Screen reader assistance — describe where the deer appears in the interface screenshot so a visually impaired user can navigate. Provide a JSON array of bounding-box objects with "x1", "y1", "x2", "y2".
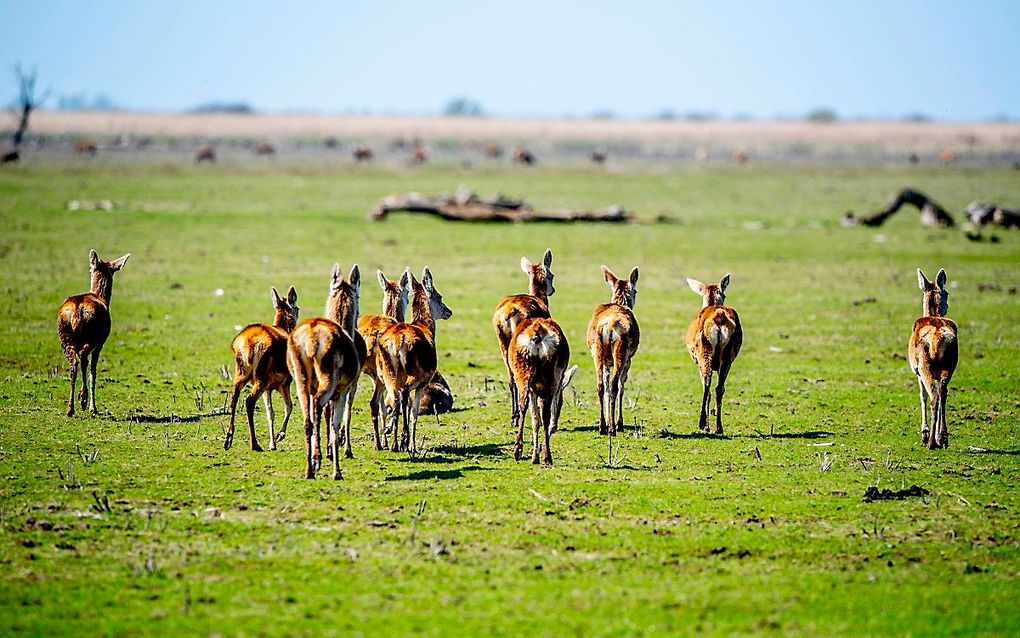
[
  {"x1": 353, "y1": 146, "x2": 373, "y2": 162},
  {"x1": 375, "y1": 268, "x2": 453, "y2": 454},
  {"x1": 492, "y1": 249, "x2": 555, "y2": 429},
  {"x1": 225, "y1": 286, "x2": 299, "y2": 452},
  {"x1": 685, "y1": 274, "x2": 742, "y2": 435},
  {"x1": 255, "y1": 142, "x2": 276, "y2": 156},
  {"x1": 587, "y1": 266, "x2": 640, "y2": 436},
  {"x1": 512, "y1": 148, "x2": 535, "y2": 165},
  {"x1": 75, "y1": 138, "x2": 98, "y2": 156},
  {"x1": 286, "y1": 264, "x2": 363, "y2": 479},
  {"x1": 356, "y1": 269, "x2": 410, "y2": 450},
  {"x1": 195, "y1": 146, "x2": 216, "y2": 163},
  {"x1": 909, "y1": 268, "x2": 959, "y2": 450},
  {"x1": 57, "y1": 250, "x2": 130, "y2": 416},
  {"x1": 508, "y1": 317, "x2": 571, "y2": 465}
]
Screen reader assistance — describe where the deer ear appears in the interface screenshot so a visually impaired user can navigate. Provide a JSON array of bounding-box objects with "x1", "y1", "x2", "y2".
[
  {"x1": 936, "y1": 268, "x2": 947, "y2": 288},
  {"x1": 520, "y1": 257, "x2": 532, "y2": 274},
  {"x1": 422, "y1": 267, "x2": 434, "y2": 292},
  {"x1": 561, "y1": 364, "x2": 579, "y2": 390},
  {"x1": 376, "y1": 270, "x2": 389, "y2": 291},
  {"x1": 629, "y1": 267, "x2": 640, "y2": 286},
  {"x1": 271, "y1": 287, "x2": 283, "y2": 307},
  {"x1": 89, "y1": 250, "x2": 100, "y2": 268},
  {"x1": 348, "y1": 264, "x2": 361, "y2": 290},
  {"x1": 543, "y1": 249, "x2": 553, "y2": 268},
  {"x1": 287, "y1": 286, "x2": 298, "y2": 304},
  {"x1": 720, "y1": 273, "x2": 730, "y2": 292},
  {"x1": 400, "y1": 268, "x2": 412, "y2": 290},
  {"x1": 917, "y1": 269, "x2": 930, "y2": 291},
  {"x1": 687, "y1": 278, "x2": 704, "y2": 295},
  {"x1": 330, "y1": 263, "x2": 342, "y2": 289},
  {"x1": 601, "y1": 265, "x2": 616, "y2": 287},
  {"x1": 108, "y1": 254, "x2": 130, "y2": 271}
]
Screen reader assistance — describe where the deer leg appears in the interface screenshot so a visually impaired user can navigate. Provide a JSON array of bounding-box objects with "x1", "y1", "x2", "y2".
[
  {"x1": 699, "y1": 370, "x2": 713, "y2": 432},
  {"x1": 245, "y1": 386, "x2": 265, "y2": 452},
  {"x1": 615, "y1": 362, "x2": 630, "y2": 433},
  {"x1": 276, "y1": 383, "x2": 293, "y2": 449},
  {"x1": 330, "y1": 391, "x2": 346, "y2": 480},
  {"x1": 225, "y1": 372, "x2": 249, "y2": 450},
  {"x1": 400, "y1": 390, "x2": 412, "y2": 452},
  {"x1": 409, "y1": 386, "x2": 424, "y2": 455},
  {"x1": 609, "y1": 366, "x2": 623, "y2": 437},
  {"x1": 87, "y1": 347, "x2": 103, "y2": 414},
  {"x1": 938, "y1": 379, "x2": 950, "y2": 449},
  {"x1": 343, "y1": 379, "x2": 358, "y2": 459},
  {"x1": 371, "y1": 377, "x2": 384, "y2": 450},
  {"x1": 715, "y1": 359, "x2": 732, "y2": 436},
  {"x1": 927, "y1": 381, "x2": 941, "y2": 450},
  {"x1": 916, "y1": 375, "x2": 929, "y2": 445},
  {"x1": 513, "y1": 387, "x2": 529, "y2": 461},
  {"x1": 541, "y1": 396, "x2": 553, "y2": 466},
  {"x1": 263, "y1": 390, "x2": 277, "y2": 450},
  {"x1": 530, "y1": 391, "x2": 542, "y2": 465},
  {"x1": 594, "y1": 356, "x2": 607, "y2": 435},
  {"x1": 66, "y1": 353, "x2": 79, "y2": 417},
  {"x1": 311, "y1": 388, "x2": 331, "y2": 474},
  {"x1": 78, "y1": 352, "x2": 89, "y2": 411},
  {"x1": 303, "y1": 392, "x2": 315, "y2": 479}
]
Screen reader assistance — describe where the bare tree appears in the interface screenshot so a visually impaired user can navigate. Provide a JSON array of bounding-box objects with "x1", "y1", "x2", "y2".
[{"x1": 11, "y1": 63, "x2": 49, "y2": 148}]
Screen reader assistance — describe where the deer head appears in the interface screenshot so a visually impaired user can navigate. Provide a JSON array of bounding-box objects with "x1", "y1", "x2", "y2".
[
  {"x1": 687, "y1": 273, "x2": 730, "y2": 308},
  {"x1": 271, "y1": 286, "x2": 300, "y2": 332},
  {"x1": 602, "y1": 265, "x2": 639, "y2": 308},
  {"x1": 88, "y1": 249, "x2": 130, "y2": 304},
  {"x1": 521, "y1": 248, "x2": 555, "y2": 299},
  {"x1": 917, "y1": 268, "x2": 949, "y2": 317}
]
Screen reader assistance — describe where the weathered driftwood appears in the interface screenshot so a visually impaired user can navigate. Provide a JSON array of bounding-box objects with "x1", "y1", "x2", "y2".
[
  {"x1": 966, "y1": 201, "x2": 1020, "y2": 228},
  {"x1": 844, "y1": 187, "x2": 955, "y2": 228},
  {"x1": 371, "y1": 190, "x2": 630, "y2": 223}
]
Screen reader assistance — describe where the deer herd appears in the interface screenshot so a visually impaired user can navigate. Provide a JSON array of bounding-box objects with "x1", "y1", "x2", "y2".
[{"x1": 57, "y1": 249, "x2": 961, "y2": 479}]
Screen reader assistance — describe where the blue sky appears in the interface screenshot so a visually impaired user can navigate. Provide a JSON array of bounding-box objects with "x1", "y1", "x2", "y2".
[{"x1": 2, "y1": 1, "x2": 1018, "y2": 120}]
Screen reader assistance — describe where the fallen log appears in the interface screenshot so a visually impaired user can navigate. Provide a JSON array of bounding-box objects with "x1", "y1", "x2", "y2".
[
  {"x1": 843, "y1": 187, "x2": 955, "y2": 228},
  {"x1": 371, "y1": 190, "x2": 630, "y2": 223}
]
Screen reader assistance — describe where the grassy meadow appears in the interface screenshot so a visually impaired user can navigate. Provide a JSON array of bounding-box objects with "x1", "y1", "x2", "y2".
[{"x1": 1, "y1": 160, "x2": 1018, "y2": 636}]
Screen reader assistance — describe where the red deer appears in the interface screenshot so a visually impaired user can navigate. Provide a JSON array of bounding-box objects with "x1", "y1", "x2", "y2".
[
  {"x1": 908, "y1": 152, "x2": 920, "y2": 165},
  {"x1": 195, "y1": 146, "x2": 216, "y2": 163},
  {"x1": 376, "y1": 268, "x2": 452, "y2": 453},
  {"x1": 733, "y1": 149, "x2": 749, "y2": 166},
  {"x1": 286, "y1": 264, "x2": 363, "y2": 479},
  {"x1": 493, "y1": 249, "x2": 555, "y2": 428},
  {"x1": 591, "y1": 150, "x2": 607, "y2": 164},
  {"x1": 411, "y1": 146, "x2": 428, "y2": 165},
  {"x1": 508, "y1": 317, "x2": 570, "y2": 465},
  {"x1": 940, "y1": 150, "x2": 957, "y2": 165},
  {"x1": 57, "y1": 250, "x2": 130, "y2": 416},
  {"x1": 909, "y1": 268, "x2": 959, "y2": 450},
  {"x1": 255, "y1": 142, "x2": 276, "y2": 156},
  {"x1": 75, "y1": 138, "x2": 98, "y2": 156},
  {"x1": 225, "y1": 286, "x2": 299, "y2": 452},
  {"x1": 512, "y1": 148, "x2": 535, "y2": 165},
  {"x1": 324, "y1": 137, "x2": 340, "y2": 149},
  {"x1": 587, "y1": 266, "x2": 640, "y2": 435},
  {"x1": 484, "y1": 144, "x2": 504, "y2": 159},
  {"x1": 685, "y1": 274, "x2": 742, "y2": 434},
  {"x1": 353, "y1": 146, "x2": 374, "y2": 162},
  {"x1": 357, "y1": 269, "x2": 410, "y2": 449}
]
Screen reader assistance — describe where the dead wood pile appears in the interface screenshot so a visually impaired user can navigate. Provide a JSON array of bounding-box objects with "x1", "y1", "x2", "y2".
[
  {"x1": 371, "y1": 189, "x2": 630, "y2": 223},
  {"x1": 842, "y1": 187, "x2": 955, "y2": 228}
]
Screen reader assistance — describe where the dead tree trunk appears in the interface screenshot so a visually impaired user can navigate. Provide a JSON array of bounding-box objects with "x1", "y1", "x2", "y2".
[
  {"x1": 11, "y1": 64, "x2": 47, "y2": 149},
  {"x1": 844, "y1": 188, "x2": 955, "y2": 228},
  {"x1": 371, "y1": 190, "x2": 630, "y2": 223}
]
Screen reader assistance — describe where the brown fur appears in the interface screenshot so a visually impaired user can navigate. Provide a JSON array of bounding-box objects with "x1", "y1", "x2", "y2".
[
  {"x1": 512, "y1": 148, "x2": 535, "y2": 165},
  {"x1": 376, "y1": 268, "x2": 452, "y2": 453},
  {"x1": 587, "y1": 266, "x2": 640, "y2": 435},
  {"x1": 286, "y1": 265, "x2": 362, "y2": 479},
  {"x1": 353, "y1": 146, "x2": 373, "y2": 161},
  {"x1": 57, "y1": 250, "x2": 130, "y2": 416},
  {"x1": 255, "y1": 142, "x2": 275, "y2": 156},
  {"x1": 357, "y1": 269, "x2": 410, "y2": 449},
  {"x1": 508, "y1": 317, "x2": 570, "y2": 465},
  {"x1": 685, "y1": 274, "x2": 742, "y2": 434},
  {"x1": 195, "y1": 146, "x2": 216, "y2": 163},
  {"x1": 909, "y1": 268, "x2": 959, "y2": 449},
  {"x1": 75, "y1": 138, "x2": 98, "y2": 156},
  {"x1": 225, "y1": 286, "x2": 298, "y2": 452},
  {"x1": 492, "y1": 249, "x2": 555, "y2": 428}
]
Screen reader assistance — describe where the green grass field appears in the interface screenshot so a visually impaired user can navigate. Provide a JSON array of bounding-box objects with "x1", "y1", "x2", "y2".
[{"x1": 1, "y1": 162, "x2": 1018, "y2": 636}]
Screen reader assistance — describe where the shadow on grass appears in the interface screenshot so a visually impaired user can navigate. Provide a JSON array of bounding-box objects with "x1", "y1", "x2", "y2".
[
  {"x1": 757, "y1": 430, "x2": 834, "y2": 440},
  {"x1": 384, "y1": 465, "x2": 489, "y2": 481},
  {"x1": 431, "y1": 443, "x2": 504, "y2": 458},
  {"x1": 656, "y1": 430, "x2": 732, "y2": 441},
  {"x1": 967, "y1": 448, "x2": 1020, "y2": 456},
  {"x1": 127, "y1": 411, "x2": 227, "y2": 424}
]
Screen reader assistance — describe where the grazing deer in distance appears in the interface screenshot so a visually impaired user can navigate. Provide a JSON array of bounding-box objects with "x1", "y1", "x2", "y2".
[
  {"x1": 512, "y1": 148, "x2": 535, "y2": 165},
  {"x1": 587, "y1": 266, "x2": 640, "y2": 435},
  {"x1": 75, "y1": 138, "x2": 98, "y2": 156},
  {"x1": 357, "y1": 269, "x2": 410, "y2": 449},
  {"x1": 493, "y1": 249, "x2": 555, "y2": 428},
  {"x1": 376, "y1": 268, "x2": 453, "y2": 454},
  {"x1": 57, "y1": 250, "x2": 130, "y2": 416},
  {"x1": 909, "y1": 268, "x2": 959, "y2": 450},
  {"x1": 286, "y1": 264, "x2": 363, "y2": 479},
  {"x1": 685, "y1": 274, "x2": 742, "y2": 434},
  {"x1": 225, "y1": 286, "x2": 299, "y2": 452},
  {"x1": 508, "y1": 317, "x2": 571, "y2": 465},
  {"x1": 353, "y1": 146, "x2": 373, "y2": 162},
  {"x1": 195, "y1": 146, "x2": 216, "y2": 163}
]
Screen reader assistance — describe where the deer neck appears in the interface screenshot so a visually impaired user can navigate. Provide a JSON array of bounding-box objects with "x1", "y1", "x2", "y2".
[
  {"x1": 90, "y1": 271, "x2": 114, "y2": 306},
  {"x1": 922, "y1": 292, "x2": 945, "y2": 318},
  {"x1": 409, "y1": 291, "x2": 435, "y2": 336},
  {"x1": 273, "y1": 308, "x2": 296, "y2": 333},
  {"x1": 611, "y1": 290, "x2": 631, "y2": 307},
  {"x1": 326, "y1": 292, "x2": 358, "y2": 335},
  {"x1": 383, "y1": 292, "x2": 405, "y2": 322},
  {"x1": 529, "y1": 278, "x2": 549, "y2": 307}
]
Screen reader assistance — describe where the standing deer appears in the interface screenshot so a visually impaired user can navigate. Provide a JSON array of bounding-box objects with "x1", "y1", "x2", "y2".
[
  {"x1": 508, "y1": 317, "x2": 571, "y2": 465},
  {"x1": 685, "y1": 274, "x2": 742, "y2": 434},
  {"x1": 57, "y1": 250, "x2": 130, "y2": 416},
  {"x1": 587, "y1": 266, "x2": 640, "y2": 435},
  {"x1": 286, "y1": 264, "x2": 363, "y2": 479},
  {"x1": 909, "y1": 268, "x2": 959, "y2": 450},
  {"x1": 225, "y1": 286, "x2": 299, "y2": 452},
  {"x1": 493, "y1": 250, "x2": 555, "y2": 428},
  {"x1": 376, "y1": 268, "x2": 453, "y2": 454},
  {"x1": 357, "y1": 269, "x2": 410, "y2": 449}
]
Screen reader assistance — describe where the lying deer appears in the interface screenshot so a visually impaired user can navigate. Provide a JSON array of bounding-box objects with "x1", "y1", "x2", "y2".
[
  {"x1": 376, "y1": 268, "x2": 453, "y2": 454},
  {"x1": 509, "y1": 317, "x2": 570, "y2": 465},
  {"x1": 357, "y1": 269, "x2": 410, "y2": 449},
  {"x1": 225, "y1": 286, "x2": 299, "y2": 452},
  {"x1": 909, "y1": 268, "x2": 959, "y2": 449},
  {"x1": 286, "y1": 264, "x2": 363, "y2": 479},
  {"x1": 57, "y1": 250, "x2": 130, "y2": 416},
  {"x1": 493, "y1": 249, "x2": 555, "y2": 428},
  {"x1": 587, "y1": 266, "x2": 640, "y2": 435},
  {"x1": 685, "y1": 274, "x2": 742, "y2": 434}
]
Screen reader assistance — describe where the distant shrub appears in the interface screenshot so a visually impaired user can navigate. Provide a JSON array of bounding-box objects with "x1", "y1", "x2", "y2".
[
  {"x1": 443, "y1": 97, "x2": 484, "y2": 117},
  {"x1": 187, "y1": 102, "x2": 254, "y2": 114},
  {"x1": 806, "y1": 108, "x2": 838, "y2": 123}
]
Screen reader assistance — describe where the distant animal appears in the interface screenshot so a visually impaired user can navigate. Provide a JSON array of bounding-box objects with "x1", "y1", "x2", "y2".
[
  {"x1": 587, "y1": 266, "x2": 640, "y2": 435},
  {"x1": 418, "y1": 371, "x2": 454, "y2": 415},
  {"x1": 324, "y1": 137, "x2": 340, "y2": 149},
  {"x1": 484, "y1": 144, "x2": 504, "y2": 159},
  {"x1": 353, "y1": 146, "x2": 374, "y2": 162},
  {"x1": 1, "y1": 149, "x2": 18, "y2": 164},
  {"x1": 512, "y1": 148, "x2": 535, "y2": 165},
  {"x1": 57, "y1": 250, "x2": 130, "y2": 416},
  {"x1": 75, "y1": 138, "x2": 98, "y2": 156},
  {"x1": 357, "y1": 269, "x2": 411, "y2": 449},
  {"x1": 966, "y1": 201, "x2": 1020, "y2": 229},
  {"x1": 255, "y1": 142, "x2": 276, "y2": 156},
  {"x1": 493, "y1": 250, "x2": 555, "y2": 429},
  {"x1": 909, "y1": 268, "x2": 959, "y2": 450},
  {"x1": 908, "y1": 152, "x2": 920, "y2": 165},
  {"x1": 195, "y1": 146, "x2": 216, "y2": 163},
  {"x1": 375, "y1": 268, "x2": 453, "y2": 454},
  {"x1": 411, "y1": 146, "x2": 428, "y2": 165},
  {"x1": 733, "y1": 149, "x2": 749, "y2": 166},
  {"x1": 508, "y1": 316, "x2": 570, "y2": 465},
  {"x1": 591, "y1": 150, "x2": 607, "y2": 164},
  {"x1": 685, "y1": 274, "x2": 742, "y2": 434},
  {"x1": 225, "y1": 286, "x2": 299, "y2": 452},
  {"x1": 286, "y1": 264, "x2": 364, "y2": 479},
  {"x1": 940, "y1": 150, "x2": 957, "y2": 166}
]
